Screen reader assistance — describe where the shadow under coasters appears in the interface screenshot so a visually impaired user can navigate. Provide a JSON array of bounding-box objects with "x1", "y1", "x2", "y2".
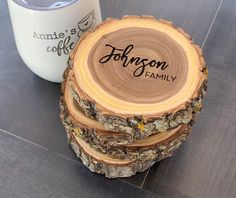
[{"x1": 60, "y1": 16, "x2": 208, "y2": 178}]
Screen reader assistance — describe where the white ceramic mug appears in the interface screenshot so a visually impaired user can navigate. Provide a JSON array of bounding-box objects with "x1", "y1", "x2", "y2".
[{"x1": 8, "y1": 0, "x2": 102, "y2": 82}]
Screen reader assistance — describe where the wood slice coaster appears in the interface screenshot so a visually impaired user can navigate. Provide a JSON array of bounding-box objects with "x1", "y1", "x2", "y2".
[
  {"x1": 69, "y1": 129, "x2": 189, "y2": 178},
  {"x1": 60, "y1": 71, "x2": 191, "y2": 161},
  {"x1": 61, "y1": 69, "x2": 134, "y2": 146},
  {"x1": 69, "y1": 16, "x2": 208, "y2": 138}
]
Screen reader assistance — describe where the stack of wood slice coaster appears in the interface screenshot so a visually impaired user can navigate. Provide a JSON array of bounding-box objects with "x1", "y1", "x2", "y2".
[{"x1": 60, "y1": 16, "x2": 208, "y2": 178}]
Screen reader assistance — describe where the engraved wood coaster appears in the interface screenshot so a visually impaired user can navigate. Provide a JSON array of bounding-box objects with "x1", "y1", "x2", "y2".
[
  {"x1": 69, "y1": 16, "x2": 208, "y2": 138},
  {"x1": 60, "y1": 74, "x2": 191, "y2": 161}
]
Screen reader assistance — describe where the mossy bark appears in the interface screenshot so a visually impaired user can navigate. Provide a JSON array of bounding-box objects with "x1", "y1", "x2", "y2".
[
  {"x1": 64, "y1": 66, "x2": 207, "y2": 140},
  {"x1": 68, "y1": 129, "x2": 190, "y2": 178},
  {"x1": 61, "y1": 97, "x2": 191, "y2": 161},
  {"x1": 60, "y1": 97, "x2": 134, "y2": 147}
]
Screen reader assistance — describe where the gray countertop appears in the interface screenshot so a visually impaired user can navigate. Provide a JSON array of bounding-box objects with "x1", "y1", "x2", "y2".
[{"x1": 1, "y1": 0, "x2": 236, "y2": 197}]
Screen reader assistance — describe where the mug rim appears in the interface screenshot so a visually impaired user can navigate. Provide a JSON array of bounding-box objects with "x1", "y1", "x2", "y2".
[{"x1": 11, "y1": 0, "x2": 80, "y2": 11}]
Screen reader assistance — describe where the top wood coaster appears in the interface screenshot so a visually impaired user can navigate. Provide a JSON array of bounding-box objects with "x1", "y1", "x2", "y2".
[{"x1": 69, "y1": 16, "x2": 208, "y2": 136}]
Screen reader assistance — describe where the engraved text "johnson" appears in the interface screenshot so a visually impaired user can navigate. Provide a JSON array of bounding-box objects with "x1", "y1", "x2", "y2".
[{"x1": 99, "y1": 44, "x2": 169, "y2": 77}]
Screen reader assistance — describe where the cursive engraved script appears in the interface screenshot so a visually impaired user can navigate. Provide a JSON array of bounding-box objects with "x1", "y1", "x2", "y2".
[{"x1": 99, "y1": 44, "x2": 169, "y2": 77}]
